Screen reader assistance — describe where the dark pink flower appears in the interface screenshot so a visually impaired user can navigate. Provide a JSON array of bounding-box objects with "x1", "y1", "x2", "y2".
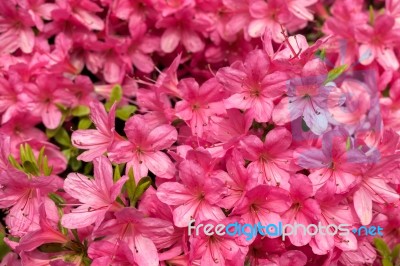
[
  {"x1": 217, "y1": 49, "x2": 288, "y2": 123},
  {"x1": 109, "y1": 115, "x2": 177, "y2": 180},
  {"x1": 239, "y1": 127, "x2": 299, "y2": 189},
  {"x1": 157, "y1": 159, "x2": 227, "y2": 227}
]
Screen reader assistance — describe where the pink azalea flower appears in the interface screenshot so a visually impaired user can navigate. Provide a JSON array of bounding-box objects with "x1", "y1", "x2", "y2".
[
  {"x1": 216, "y1": 49, "x2": 288, "y2": 123},
  {"x1": 294, "y1": 129, "x2": 366, "y2": 194},
  {"x1": 72, "y1": 101, "x2": 117, "y2": 162},
  {"x1": 248, "y1": 0, "x2": 291, "y2": 42},
  {"x1": 272, "y1": 59, "x2": 341, "y2": 135},
  {"x1": 238, "y1": 127, "x2": 299, "y2": 189},
  {"x1": 212, "y1": 150, "x2": 258, "y2": 209},
  {"x1": 24, "y1": 74, "x2": 73, "y2": 129},
  {"x1": 136, "y1": 87, "x2": 175, "y2": 128},
  {"x1": 356, "y1": 14, "x2": 400, "y2": 70},
  {"x1": 154, "y1": 54, "x2": 181, "y2": 98},
  {"x1": 286, "y1": 0, "x2": 317, "y2": 21},
  {"x1": 309, "y1": 186, "x2": 358, "y2": 255},
  {"x1": 386, "y1": 0, "x2": 400, "y2": 27},
  {"x1": 108, "y1": 114, "x2": 177, "y2": 180},
  {"x1": 207, "y1": 109, "x2": 252, "y2": 158},
  {"x1": 0, "y1": 168, "x2": 62, "y2": 237},
  {"x1": 230, "y1": 185, "x2": 292, "y2": 226},
  {"x1": 17, "y1": 204, "x2": 69, "y2": 252},
  {"x1": 61, "y1": 156, "x2": 128, "y2": 229},
  {"x1": 338, "y1": 237, "x2": 377, "y2": 265},
  {"x1": 221, "y1": 0, "x2": 252, "y2": 39},
  {"x1": 282, "y1": 174, "x2": 321, "y2": 246},
  {"x1": 0, "y1": 77, "x2": 28, "y2": 124},
  {"x1": 17, "y1": 0, "x2": 58, "y2": 31},
  {"x1": 175, "y1": 78, "x2": 226, "y2": 137},
  {"x1": 90, "y1": 207, "x2": 174, "y2": 266},
  {"x1": 353, "y1": 155, "x2": 400, "y2": 225},
  {"x1": 0, "y1": 1, "x2": 35, "y2": 54},
  {"x1": 156, "y1": 159, "x2": 227, "y2": 227},
  {"x1": 189, "y1": 218, "x2": 248, "y2": 266},
  {"x1": 53, "y1": 0, "x2": 105, "y2": 31},
  {"x1": 156, "y1": 8, "x2": 213, "y2": 53}
]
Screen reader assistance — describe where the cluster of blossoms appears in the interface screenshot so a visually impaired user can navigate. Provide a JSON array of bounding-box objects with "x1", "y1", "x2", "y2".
[{"x1": 0, "y1": 0, "x2": 400, "y2": 265}]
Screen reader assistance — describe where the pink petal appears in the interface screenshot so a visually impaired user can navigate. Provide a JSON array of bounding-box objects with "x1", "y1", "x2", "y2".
[
  {"x1": 143, "y1": 151, "x2": 175, "y2": 178},
  {"x1": 146, "y1": 125, "x2": 177, "y2": 150},
  {"x1": 353, "y1": 187, "x2": 372, "y2": 225},
  {"x1": 156, "y1": 182, "x2": 192, "y2": 205},
  {"x1": 161, "y1": 28, "x2": 181, "y2": 53},
  {"x1": 42, "y1": 104, "x2": 62, "y2": 129}
]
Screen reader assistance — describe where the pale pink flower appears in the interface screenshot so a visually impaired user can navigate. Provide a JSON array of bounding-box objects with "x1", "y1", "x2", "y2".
[{"x1": 61, "y1": 156, "x2": 128, "y2": 229}]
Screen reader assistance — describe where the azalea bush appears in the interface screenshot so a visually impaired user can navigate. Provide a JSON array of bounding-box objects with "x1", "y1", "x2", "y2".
[{"x1": 0, "y1": 0, "x2": 400, "y2": 265}]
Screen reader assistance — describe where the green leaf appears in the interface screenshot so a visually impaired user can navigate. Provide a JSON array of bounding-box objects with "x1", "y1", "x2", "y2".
[
  {"x1": 78, "y1": 117, "x2": 93, "y2": 129},
  {"x1": 110, "y1": 85, "x2": 122, "y2": 103},
  {"x1": 105, "y1": 85, "x2": 122, "y2": 111},
  {"x1": 0, "y1": 228, "x2": 10, "y2": 260},
  {"x1": 116, "y1": 105, "x2": 137, "y2": 121},
  {"x1": 325, "y1": 64, "x2": 347, "y2": 84},
  {"x1": 301, "y1": 119, "x2": 310, "y2": 132},
  {"x1": 132, "y1": 176, "x2": 152, "y2": 204},
  {"x1": 126, "y1": 168, "x2": 136, "y2": 205},
  {"x1": 8, "y1": 155, "x2": 23, "y2": 171},
  {"x1": 23, "y1": 161, "x2": 39, "y2": 176},
  {"x1": 392, "y1": 244, "x2": 400, "y2": 262},
  {"x1": 70, "y1": 157, "x2": 82, "y2": 171},
  {"x1": 42, "y1": 156, "x2": 53, "y2": 176},
  {"x1": 24, "y1": 144, "x2": 36, "y2": 164},
  {"x1": 382, "y1": 258, "x2": 393, "y2": 266},
  {"x1": 48, "y1": 193, "x2": 65, "y2": 207},
  {"x1": 46, "y1": 127, "x2": 61, "y2": 138},
  {"x1": 83, "y1": 162, "x2": 93, "y2": 175},
  {"x1": 346, "y1": 137, "x2": 351, "y2": 151},
  {"x1": 62, "y1": 149, "x2": 71, "y2": 161},
  {"x1": 54, "y1": 128, "x2": 71, "y2": 147},
  {"x1": 113, "y1": 164, "x2": 121, "y2": 182},
  {"x1": 374, "y1": 238, "x2": 391, "y2": 258},
  {"x1": 38, "y1": 243, "x2": 65, "y2": 253},
  {"x1": 71, "y1": 105, "x2": 90, "y2": 117},
  {"x1": 369, "y1": 5, "x2": 375, "y2": 25}
]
